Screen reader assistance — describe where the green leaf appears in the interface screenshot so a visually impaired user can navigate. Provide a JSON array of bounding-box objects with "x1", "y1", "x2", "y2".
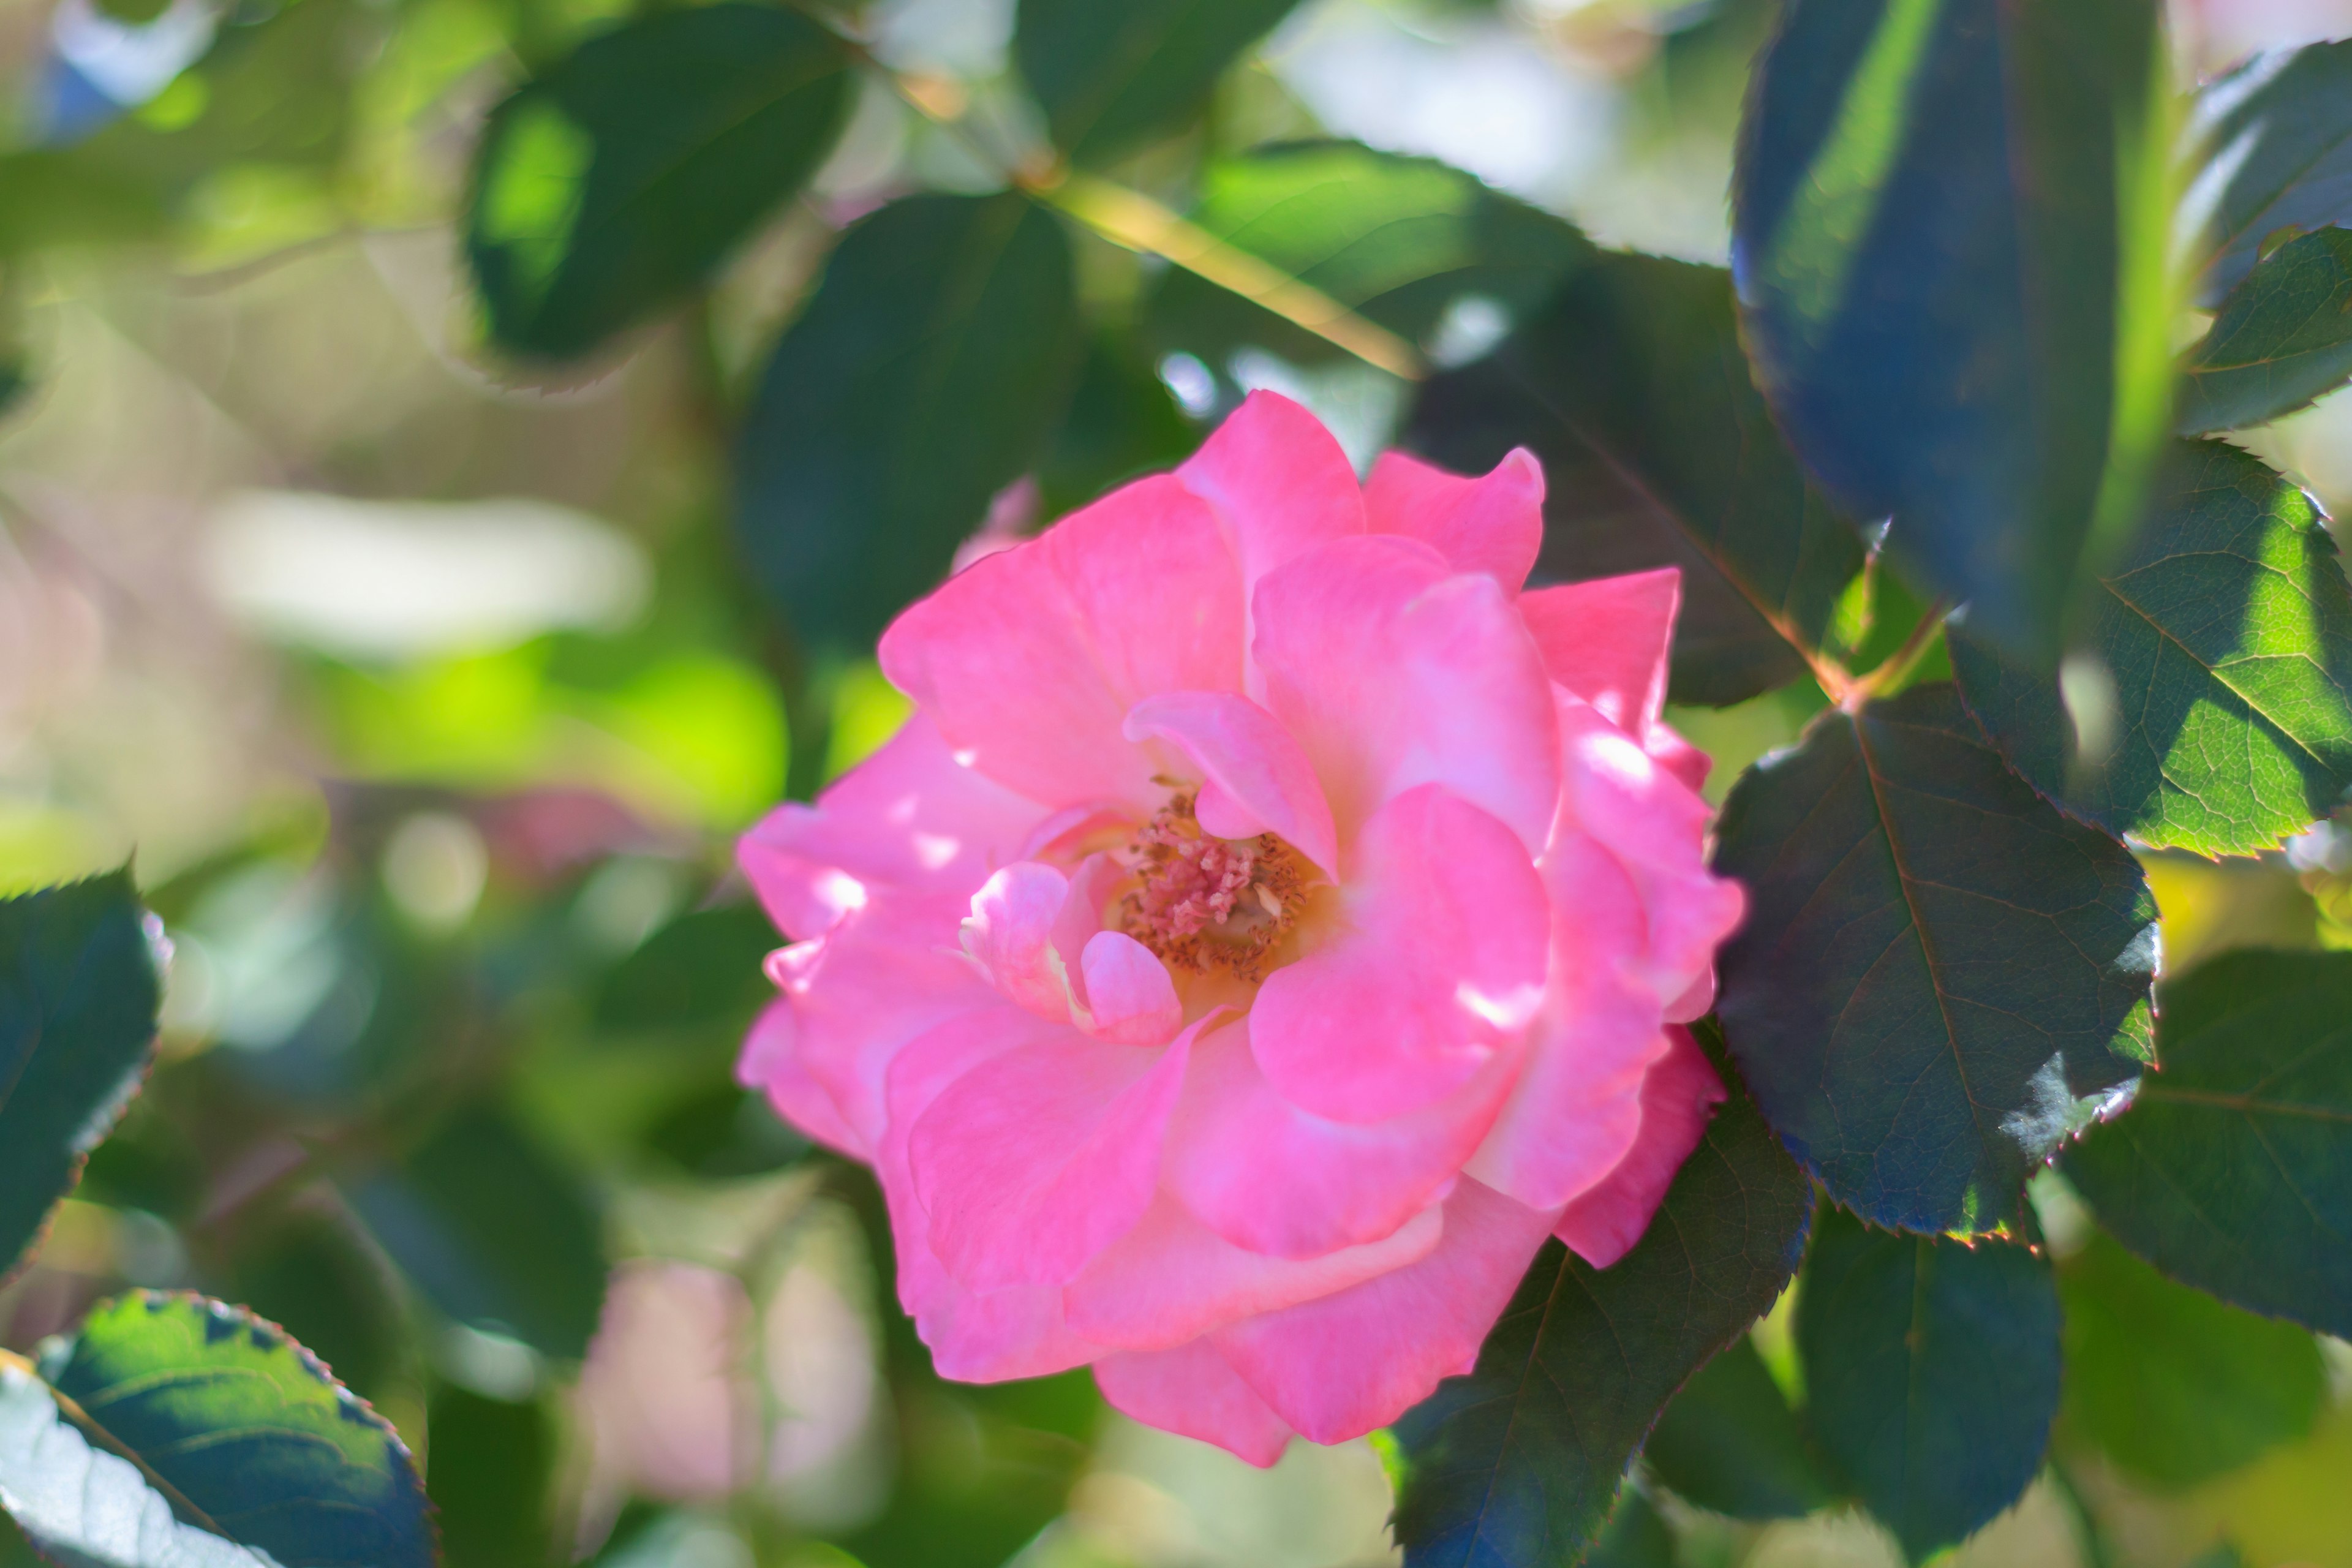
[
  {"x1": 218, "y1": 1208, "x2": 408, "y2": 1404},
  {"x1": 1015, "y1": 0, "x2": 1303, "y2": 165},
  {"x1": 345, "y1": 1101, "x2": 608, "y2": 1359},
  {"x1": 1712, "y1": 683, "x2": 2158, "y2": 1235},
  {"x1": 2179, "y1": 227, "x2": 2352, "y2": 434},
  {"x1": 13, "y1": 1291, "x2": 431, "y2": 1567},
  {"x1": 2059, "y1": 1231, "x2": 2324, "y2": 1491},
  {"x1": 0, "y1": 871, "x2": 162, "y2": 1281},
  {"x1": 735, "y1": 192, "x2": 1085, "y2": 654},
  {"x1": 430, "y1": 1382, "x2": 557, "y2": 1568},
  {"x1": 1144, "y1": 140, "x2": 1593, "y2": 369},
  {"x1": 592, "y1": 902, "x2": 777, "y2": 1035},
  {"x1": 469, "y1": 2, "x2": 854, "y2": 359},
  {"x1": 1796, "y1": 1208, "x2": 2060, "y2": 1561},
  {"x1": 1037, "y1": 332, "x2": 1200, "y2": 516},
  {"x1": 1582, "y1": 1487, "x2": 1678, "y2": 1568},
  {"x1": 1645, "y1": 1335, "x2": 1831, "y2": 1520},
  {"x1": 1388, "y1": 1044, "x2": 1814, "y2": 1568},
  {"x1": 1406, "y1": 252, "x2": 1866, "y2": 706},
  {"x1": 1950, "y1": 439, "x2": 2352, "y2": 856},
  {"x1": 1733, "y1": 0, "x2": 2178, "y2": 665},
  {"x1": 2063, "y1": 947, "x2": 2352, "y2": 1338},
  {"x1": 2194, "y1": 40, "x2": 2352, "y2": 301}
]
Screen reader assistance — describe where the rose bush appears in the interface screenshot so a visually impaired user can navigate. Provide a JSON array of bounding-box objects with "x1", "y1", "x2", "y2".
[{"x1": 736, "y1": 391, "x2": 1744, "y2": 1464}]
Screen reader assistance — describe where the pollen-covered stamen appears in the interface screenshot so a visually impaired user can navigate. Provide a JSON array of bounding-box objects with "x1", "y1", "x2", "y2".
[{"x1": 1119, "y1": 794, "x2": 1314, "y2": 981}]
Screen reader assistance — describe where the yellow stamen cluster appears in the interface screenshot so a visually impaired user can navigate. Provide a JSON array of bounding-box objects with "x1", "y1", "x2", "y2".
[{"x1": 1118, "y1": 794, "x2": 1313, "y2": 982}]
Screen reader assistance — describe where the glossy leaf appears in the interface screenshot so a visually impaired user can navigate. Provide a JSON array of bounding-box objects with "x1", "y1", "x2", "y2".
[
  {"x1": 1389, "y1": 1046, "x2": 1814, "y2": 1568},
  {"x1": 1796, "y1": 1208, "x2": 2060, "y2": 1560},
  {"x1": 2179, "y1": 227, "x2": 2352, "y2": 434},
  {"x1": 1406, "y1": 252, "x2": 1865, "y2": 706},
  {"x1": 2064, "y1": 948, "x2": 2352, "y2": 1338},
  {"x1": 2059, "y1": 1231, "x2": 2324, "y2": 1491},
  {"x1": 1644, "y1": 1335, "x2": 1831, "y2": 1520},
  {"x1": 345, "y1": 1101, "x2": 608, "y2": 1359},
  {"x1": 1713, "y1": 683, "x2": 2158, "y2": 1235},
  {"x1": 1015, "y1": 0, "x2": 1303, "y2": 165},
  {"x1": 18, "y1": 1292, "x2": 431, "y2": 1567},
  {"x1": 0, "y1": 870, "x2": 162, "y2": 1281},
  {"x1": 1951, "y1": 440, "x2": 2352, "y2": 856},
  {"x1": 735, "y1": 192, "x2": 1085, "y2": 654},
  {"x1": 469, "y1": 3, "x2": 852, "y2": 360},
  {"x1": 1145, "y1": 140, "x2": 1593, "y2": 369},
  {"x1": 1734, "y1": 0, "x2": 2177, "y2": 664},
  {"x1": 2194, "y1": 39, "x2": 2352, "y2": 301}
]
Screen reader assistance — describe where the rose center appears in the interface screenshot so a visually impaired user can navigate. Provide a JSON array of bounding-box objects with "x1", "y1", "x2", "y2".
[{"x1": 1117, "y1": 793, "x2": 1313, "y2": 983}]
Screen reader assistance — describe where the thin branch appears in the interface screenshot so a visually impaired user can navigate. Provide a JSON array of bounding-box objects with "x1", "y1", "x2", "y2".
[{"x1": 1845, "y1": 596, "x2": 1951, "y2": 710}]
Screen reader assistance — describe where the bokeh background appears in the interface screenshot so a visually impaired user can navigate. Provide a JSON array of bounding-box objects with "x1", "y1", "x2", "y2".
[{"x1": 4, "y1": 0, "x2": 2352, "y2": 1564}]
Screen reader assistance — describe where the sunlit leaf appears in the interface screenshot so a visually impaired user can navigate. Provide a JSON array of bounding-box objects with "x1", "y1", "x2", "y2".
[
  {"x1": 2193, "y1": 39, "x2": 2352, "y2": 300},
  {"x1": 735, "y1": 192, "x2": 1085, "y2": 654},
  {"x1": 1951, "y1": 440, "x2": 2352, "y2": 856},
  {"x1": 1713, "y1": 684, "x2": 2158, "y2": 1235},
  {"x1": 0, "y1": 870, "x2": 162, "y2": 1281},
  {"x1": 1016, "y1": 0, "x2": 1303, "y2": 165},
  {"x1": 1797, "y1": 1208, "x2": 2060, "y2": 1560},
  {"x1": 1645, "y1": 1335, "x2": 1831, "y2": 1521},
  {"x1": 1733, "y1": 0, "x2": 2178, "y2": 665},
  {"x1": 2178, "y1": 227, "x2": 2352, "y2": 434},
  {"x1": 1388, "y1": 1042, "x2": 1813, "y2": 1568},
  {"x1": 2064, "y1": 948, "x2": 2352, "y2": 1338},
  {"x1": 469, "y1": 2, "x2": 854, "y2": 358},
  {"x1": 1407, "y1": 252, "x2": 1864, "y2": 706}
]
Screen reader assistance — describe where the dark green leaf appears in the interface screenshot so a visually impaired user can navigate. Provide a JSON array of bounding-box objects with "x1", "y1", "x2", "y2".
[
  {"x1": 1733, "y1": 0, "x2": 2177, "y2": 664},
  {"x1": 641, "y1": 1082, "x2": 810, "y2": 1178},
  {"x1": 1388, "y1": 1047, "x2": 1814, "y2": 1568},
  {"x1": 1581, "y1": 1487, "x2": 1678, "y2": 1568},
  {"x1": 2064, "y1": 948, "x2": 2352, "y2": 1338},
  {"x1": 2179, "y1": 227, "x2": 2352, "y2": 433},
  {"x1": 1713, "y1": 683, "x2": 2158, "y2": 1235},
  {"x1": 1796, "y1": 1208, "x2": 2060, "y2": 1561},
  {"x1": 1406, "y1": 252, "x2": 1865, "y2": 706},
  {"x1": 429, "y1": 1382, "x2": 557, "y2": 1568},
  {"x1": 1951, "y1": 440, "x2": 2352, "y2": 856},
  {"x1": 1015, "y1": 0, "x2": 1302, "y2": 165},
  {"x1": 1037, "y1": 332, "x2": 1200, "y2": 516},
  {"x1": 1144, "y1": 140, "x2": 1593, "y2": 369},
  {"x1": 218, "y1": 1208, "x2": 408, "y2": 1404},
  {"x1": 0, "y1": 870, "x2": 162, "y2": 1280},
  {"x1": 735, "y1": 192, "x2": 1085, "y2": 654},
  {"x1": 592, "y1": 902, "x2": 777, "y2": 1035},
  {"x1": 1645, "y1": 1335, "x2": 1831, "y2": 1520},
  {"x1": 26, "y1": 1291, "x2": 430, "y2": 1567},
  {"x1": 2195, "y1": 39, "x2": 2352, "y2": 301},
  {"x1": 345, "y1": 1102, "x2": 608, "y2": 1359},
  {"x1": 2059, "y1": 1231, "x2": 2324, "y2": 1491},
  {"x1": 469, "y1": 2, "x2": 853, "y2": 359}
]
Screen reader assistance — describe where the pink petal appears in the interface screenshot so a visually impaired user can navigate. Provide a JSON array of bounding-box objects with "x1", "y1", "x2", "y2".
[
  {"x1": 739, "y1": 712, "x2": 1044, "y2": 941},
  {"x1": 738, "y1": 999, "x2": 865, "y2": 1158},
  {"x1": 1253, "y1": 535, "x2": 1559, "y2": 854},
  {"x1": 1212, "y1": 1179, "x2": 1556, "y2": 1444},
  {"x1": 1063, "y1": 1192, "x2": 1444, "y2": 1352},
  {"x1": 1167, "y1": 1017, "x2": 1510, "y2": 1259},
  {"x1": 878, "y1": 473, "x2": 1245, "y2": 810},
  {"x1": 1555, "y1": 1027, "x2": 1725, "y2": 1267},
  {"x1": 1176, "y1": 390, "x2": 1365, "y2": 598},
  {"x1": 1094, "y1": 1341, "x2": 1296, "y2": 1468},
  {"x1": 1079, "y1": 930, "x2": 1183, "y2": 1046},
  {"x1": 1518, "y1": 568, "x2": 1681, "y2": 737},
  {"x1": 1123, "y1": 691, "x2": 1340, "y2": 876},
  {"x1": 960, "y1": 862, "x2": 1078, "y2": 1022},
  {"x1": 1362, "y1": 448, "x2": 1544, "y2": 593},
  {"x1": 1250, "y1": 785, "x2": 1550, "y2": 1124},
  {"x1": 911, "y1": 1023, "x2": 1199, "y2": 1290}
]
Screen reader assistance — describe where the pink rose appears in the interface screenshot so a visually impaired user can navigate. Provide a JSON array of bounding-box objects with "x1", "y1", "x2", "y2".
[{"x1": 737, "y1": 393, "x2": 1745, "y2": 1465}]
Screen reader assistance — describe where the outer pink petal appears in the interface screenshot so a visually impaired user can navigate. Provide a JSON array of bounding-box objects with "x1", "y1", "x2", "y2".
[
  {"x1": 1166, "y1": 1019, "x2": 1512, "y2": 1258},
  {"x1": 1555, "y1": 1027, "x2": 1725, "y2": 1267},
  {"x1": 1254, "y1": 535, "x2": 1559, "y2": 853},
  {"x1": 1519, "y1": 568, "x2": 1679, "y2": 737},
  {"x1": 1176, "y1": 390, "x2": 1365, "y2": 598},
  {"x1": 1212, "y1": 1179, "x2": 1556, "y2": 1444},
  {"x1": 911, "y1": 1020, "x2": 1198, "y2": 1291},
  {"x1": 739, "y1": 712, "x2": 1044, "y2": 940},
  {"x1": 1250, "y1": 785, "x2": 1549, "y2": 1124},
  {"x1": 1123, "y1": 691, "x2": 1340, "y2": 876},
  {"x1": 1362, "y1": 448, "x2": 1544, "y2": 593},
  {"x1": 878, "y1": 473, "x2": 1245, "y2": 810},
  {"x1": 959, "y1": 862, "x2": 1077, "y2": 1022},
  {"x1": 1094, "y1": 1341, "x2": 1296, "y2": 1468},
  {"x1": 1079, "y1": 931, "x2": 1183, "y2": 1046},
  {"x1": 737, "y1": 998, "x2": 865, "y2": 1158},
  {"x1": 1063, "y1": 1193, "x2": 1443, "y2": 1352}
]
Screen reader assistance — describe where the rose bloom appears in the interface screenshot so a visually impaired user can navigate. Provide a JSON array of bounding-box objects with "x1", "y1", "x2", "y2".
[{"x1": 737, "y1": 393, "x2": 1744, "y2": 1465}]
